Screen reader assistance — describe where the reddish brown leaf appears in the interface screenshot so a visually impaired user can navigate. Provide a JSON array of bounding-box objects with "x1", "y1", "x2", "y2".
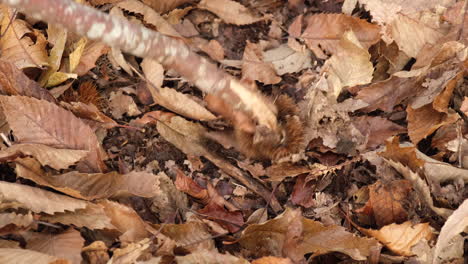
[
  {"x1": 352, "y1": 116, "x2": 406, "y2": 149},
  {"x1": 291, "y1": 174, "x2": 316, "y2": 208},
  {"x1": 0, "y1": 59, "x2": 55, "y2": 102},
  {"x1": 0, "y1": 95, "x2": 107, "y2": 172},
  {"x1": 198, "y1": 202, "x2": 244, "y2": 233},
  {"x1": 297, "y1": 14, "x2": 381, "y2": 59}
]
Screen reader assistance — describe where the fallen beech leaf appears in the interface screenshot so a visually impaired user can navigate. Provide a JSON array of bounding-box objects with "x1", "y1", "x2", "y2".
[
  {"x1": 0, "y1": 143, "x2": 88, "y2": 170},
  {"x1": 0, "y1": 239, "x2": 20, "y2": 248},
  {"x1": 0, "y1": 212, "x2": 33, "y2": 229},
  {"x1": 116, "y1": 0, "x2": 181, "y2": 37},
  {"x1": 175, "y1": 168, "x2": 210, "y2": 203},
  {"x1": 239, "y1": 208, "x2": 380, "y2": 261},
  {"x1": 0, "y1": 95, "x2": 107, "y2": 172},
  {"x1": 141, "y1": 0, "x2": 194, "y2": 14},
  {"x1": 0, "y1": 59, "x2": 55, "y2": 101},
  {"x1": 0, "y1": 181, "x2": 87, "y2": 214},
  {"x1": 363, "y1": 222, "x2": 433, "y2": 256},
  {"x1": 69, "y1": 37, "x2": 87, "y2": 73},
  {"x1": 39, "y1": 24, "x2": 67, "y2": 86},
  {"x1": 387, "y1": 14, "x2": 446, "y2": 58},
  {"x1": 40, "y1": 203, "x2": 115, "y2": 230},
  {"x1": 291, "y1": 174, "x2": 316, "y2": 208},
  {"x1": 109, "y1": 90, "x2": 141, "y2": 119},
  {"x1": 25, "y1": 229, "x2": 84, "y2": 264},
  {"x1": 0, "y1": 7, "x2": 48, "y2": 69},
  {"x1": 45, "y1": 72, "x2": 77, "y2": 88},
  {"x1": 297, "y1": 14, "x2": 380, "y2": 59},
  {"x1": 155, "y1": 222, "x2": 215, "y2": 251},
  {"x1": 355, "y1": 75, "x2": 422, "y2": 112},
  {"x1": 98, "y1": 199, "x2": 149, "y2": 242},
  {"x1": 242, "y1": 41, "x2": 281, "y2": 85},
  {"x1": 384, "y1": 159, "x2": 453, "y2": 218},
  {"x1": 149, "y1": 172, "x2": 188, "y2": 222},
  {"x1": 406, "y1": 105, "x2": 459, "y2": 144},
  {"x1": 198, "y1": 0, "x2": 265, "y2": 25},
  {"x1": 357, "y1": 180, "x2": 412, "y2": 227},
  {"x1": 16, "y1": 159, "x2": 162, "y2": 200},
  {"x1": 198, "y1": 201, "x2": 244, "y2": 233},
  {"x1": 141, "y1": 58, "x2": 217, "y2": 121},
  {"x1": 107, "y1": 238, "x2": 151, "y2": 264},
  {"x1": 74, "y1": 41, "x2": 109, "y2": 76},
  {"x1": 352, "y1": 116, "x2": 406, "y2": 149},
  {"x1": 263, "y1": 44, "x2": 312, "y2": 75},
  {"x1": 61, "y1": 101, "x2": 118, "y2": 129},
  {"x1": 175, "y1": 250, "x2": 250, "y2": 264},
  {"x1": 326, "y1": 30, "x2": 373, "y2": 97},
  {"x1": 0, "y1": 248, "x2": 70, "y2": 264},
  {"x1": 433, "y1": 199, "x2": 468, "y2": 264}
]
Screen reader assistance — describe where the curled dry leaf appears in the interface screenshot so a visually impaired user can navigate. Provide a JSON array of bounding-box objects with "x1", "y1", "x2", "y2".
[
  {"x1": 241, "y1": 41, "x2": 281, "y2": 85},
  {"x1": 0, "y1": 181, "x2": 87, "y2": 214},
  {"x1": 0, "y1": 248, "x2": 70, "y2": 264},
  {"x1": 198, "y1": 0, "x2": 265, "y2": 25},
  {"x1": 0, "y1": 59, "x2": 55, "y2": 102},
  {"x1": 0, "y1": 143, "x2": 88, "y2": 170},
  {"x1": 0, "y1": 95, "x2": 108, "y2": 172},
  {"x1": 39, "y1": 24, "x2": 67, "y2": 86},
  {"x1": 325, "y1": 30, "x2": 373, "y2": 97},
  {"x1": 116, "y1": 0, "x2": 181, "y2": 37},
  {"x1": 356, "y1": 180, "x2": 412, "y2": 227},
  {"x1": 362, "y1": 221, "x2": 434, "y2": 256},
  {"x1": 15, "y1": 158, "x2": 162, "y2": 200},
  {"x1": 109, "y1": 90, "x2": 141, "y2": 119},
  {"x1": 141, "y1": 58, "x2": 217, "y2": 121},
  {"x1": 239, "y1": 208, "x2": 380, "y2": 262},
  {"x1": 25, "y1": 228, "x2": 84, "y2": 264},
  {"x1": 292, "y1": 14, "x2": 380, "y2": 59},
  {"x1": 433, "y1": 199, "x2": 468, "y2": 264},
  {"x1": 0, "y1": 212, "x2": 33, "y2": 229},
  {"x1": 0, "y1": 7, "x2": 48, "y2": 69},
  {"x1": 74, "y1": 41, "x2": 109, "y2": 76},
  {"x1": 60, "y1": 101, "x2": 118, "y2": 130}
]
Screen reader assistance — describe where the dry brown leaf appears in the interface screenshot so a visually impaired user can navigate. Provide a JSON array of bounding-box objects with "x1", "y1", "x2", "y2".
[
  {"x1": 149, "y1": 171, "x2": 188, "y2": 222},
  {"x1": 116, "y1": 0, "x2": 181, "y2": 37},
  {"x1": 141, "y1": 58, "x2": 217, "y2": 121},
  {"x1": 363, "y1": 221, "x2": 434, "y2": 256},
  {"x1": 242, "y1": 41, "x2": 281, "y2": 85},
  {"x1": 198, "y1": 0, "x2": 265, "y2": 25},
  {"x1": 155, "y1": 222, "x2": 215, "y2": 252},
  {"x1": 352, "y1": 116, "x2": 406, "y2": 149},
  {"x1": 98, "y1": 199, "x2": 149, "y2": 242},
  {"x1": 40, "y1": 203, "x2": 115, "y2": 230},
  {"x1": 384, "y1": 159, "x2": 453, "y2": 218},
  {"x1": 199, "y1": 39, "x2": 225, "y2": 61},
  {"x1": 325, "y1": 30, "x2": 373, "y2": 97},
  {"x1": 0, "y1": 7, "x2": 48, "y2": 69},
  {"x1": 263, "y1": 44, "x2": 312, "y2": 76},
  {"x1": 74, "y1": 41, "x2": 109, "y2": 76},
  {"x1": 0, "y1": 143, "x2": 88, "y2": 170},
  {"x1": 0, "y1": 212, "x2": 33, "y2": 229},
  {"x1": 296, "y1": 14, "x2": 380, "y2": 59},
  {"x1": 0, "y1": 181, "x2": 87, "y2": 214},
  {"x1": 82, "y1": 241, "x2": 109, "y2": 264},
  {"x1": 198, "y1": 201, "x2": 244, "y2": 233},
  {"x1": 0, "y1": 95, "x2": 107, "y2": 172},
  {"x1": 0, "y1": 59, "x2": 55, "y2": 102},
  {"x1": 107, "y1": 238, "x2": 151, "y2": 264},
  {"x1": 406, "y1": 105, "x2": 459, "y2": 144},
  {"x1": 433, "y1": 199, "x2": 468, "y2": 263},
  {"x1": 355, "y1": 75, "x2": 422, "y2": 112},
  {"x1": 175, "y1": 168, "x2": 210, "y2": 203},
  {"x1": 357, "y1": 180, "x2": 412, "y2": 227},
  {"x1": 141, "y1": 0, "x2": 194, "y2": 14},
  {"x1": 69, "y1": 37, "x2": 87, "y2": 73},
  {"x1": 0, "y1": 248, "x2": 70, "y2": 264},
  {"x1": 39, "y1": 24, "x2": 67, "y2": 86},
  {"x1": 109, "y1": 90, "x2": 141, "y2": 119},
  {"x1": 60, "y1": 101, "x2": 118, "y2": 129},
  {"x1": 0, "y1": 239, "x2": 20, "y2": 248},
  {"x1": 387, "y1": 14, "x2": 447, "y2": 58},
  {"x1": 25, "y1": 229, "x2": 84, "y2": 264},
  {"x1": 16, "y1": 159, "x2": 162, "y2": 200},
  {"x1": 239, "y1": 208, "x2": 380, "y2": 262},
  {"x1": 175, "y1": 250, "x2": 250, "y2": 264}
]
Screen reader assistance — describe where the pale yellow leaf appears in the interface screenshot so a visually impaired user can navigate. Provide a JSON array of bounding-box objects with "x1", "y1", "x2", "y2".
[{"x1": 69, "y1": 37, "x2": 87, "y2": 73}]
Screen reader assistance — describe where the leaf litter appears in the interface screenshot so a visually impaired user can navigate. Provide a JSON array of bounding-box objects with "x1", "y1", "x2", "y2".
[{"x1": 0, "y1": 0, "x2": 466, "y2": 263}]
